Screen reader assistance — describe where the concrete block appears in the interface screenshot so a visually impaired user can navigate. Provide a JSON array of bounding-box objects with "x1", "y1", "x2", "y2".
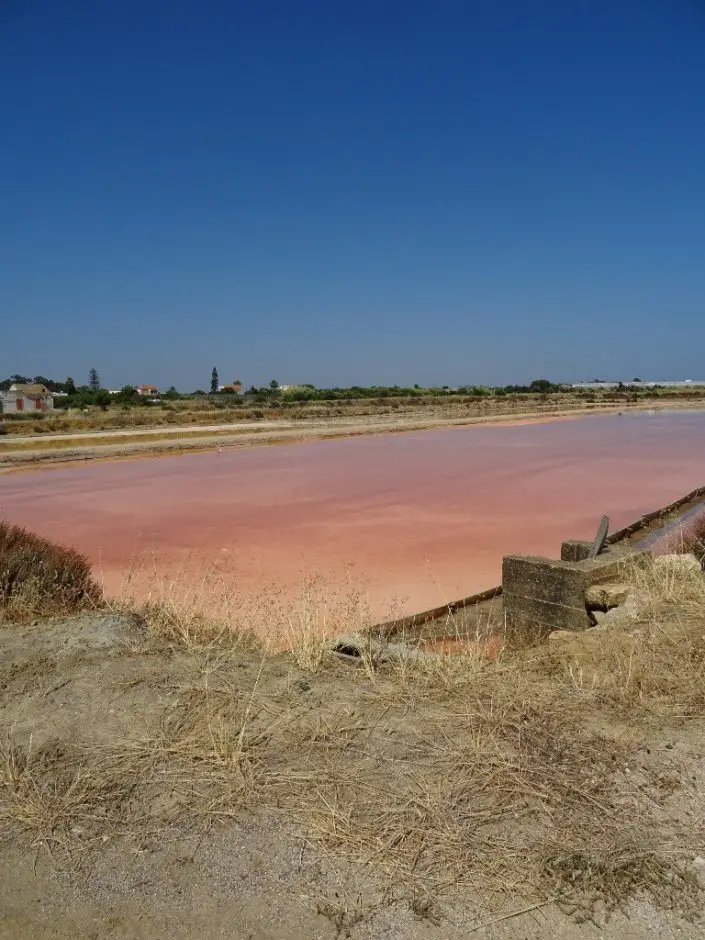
[
  {"x1": 502, "y1": 550, "x2": 651, "y2": 643},
  {"x1": 561, "y1": 540, "x2": 593, "y2": 562},
  {"x1": 503, "y1": 555, "x2": 592, "y2": 641}
]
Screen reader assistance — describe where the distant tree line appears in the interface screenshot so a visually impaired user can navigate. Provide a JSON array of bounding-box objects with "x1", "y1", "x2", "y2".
[
  {"x1": 0, "y1": 374, "x2": 70, "y2": 393},
  {"x1": 239, "y1": 378, "x2": 563, "y2": 403},
  {"x1": 0, "y1": 374, "x2": 566, "y2": 408}
]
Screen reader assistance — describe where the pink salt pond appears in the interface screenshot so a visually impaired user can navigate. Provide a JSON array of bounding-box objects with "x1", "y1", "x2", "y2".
[{"x1": 3, "y1": 410, "x2": 705, "y2": 627}]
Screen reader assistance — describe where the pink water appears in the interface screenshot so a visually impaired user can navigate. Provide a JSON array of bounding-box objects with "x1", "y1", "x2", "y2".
[{"x1": 2, "y1": 411, "x2": 705, "y2": 617}]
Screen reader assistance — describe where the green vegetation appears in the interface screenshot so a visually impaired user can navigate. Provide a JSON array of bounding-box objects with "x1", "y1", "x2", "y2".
[
  {"x1": 240, "y1": 378, "x2": 560, "y2": 403},
  {"x1": 0, "y1": 374, "x2": 70, "y2": 393}
]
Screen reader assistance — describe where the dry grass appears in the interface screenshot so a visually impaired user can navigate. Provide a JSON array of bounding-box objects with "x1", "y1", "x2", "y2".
[
  {"x1": 0, "y1": 425, "x2": 281, "y2": 451},
  {"x1": 1, "y1": 640, "x2": 702, "y2": 916},
  {"x1": 664, "y1": 512, "x2": 705, "y2": 560},
  {"x1": 109, "y1": 554, "x2": 380, "y2": 664},
  {"x1": 2, "y1": 549, "x2": 705, "y2": 921},
  {"x1": 531, "y1": 557, "x2": 705, "y2": 716},
  {"x1": 0, "y1": 520, "x2": 102, "y2": 622},
  {"x1": 5, "y1": 390, "x2": 699, "y2": 444}
]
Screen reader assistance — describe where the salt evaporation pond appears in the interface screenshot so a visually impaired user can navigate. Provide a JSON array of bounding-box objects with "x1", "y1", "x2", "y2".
[{"x1": 3, "y1": 410, "x2": 705, "y2": 620}]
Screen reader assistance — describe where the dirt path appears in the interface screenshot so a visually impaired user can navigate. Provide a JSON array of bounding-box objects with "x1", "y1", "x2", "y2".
[{"x1": 0, "y1": 418, "x2": 294, "y2": 444}]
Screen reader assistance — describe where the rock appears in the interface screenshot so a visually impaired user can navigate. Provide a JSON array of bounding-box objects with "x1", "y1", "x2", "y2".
[
  {"x1": 327, "y1": 633, "x2": 436, "y2": 664},
  {"x1": 327, "y1": 633, "x2": 384, "y2": 659},
  {"x1": 622, "y1": 591, "x2": 645, "y2": 617},
  {"x1": 653, "y1": 553, "x2": 702, "y2": 574},
  {"x1": 585, "y1": 582, "x2": 633, "y2": 609},
  {"x1": 607, "y1": 591, "x2": 648, "y2": 623},
  {"x1": 548, "y1": 630, "x2": 575, "y2": 643}
]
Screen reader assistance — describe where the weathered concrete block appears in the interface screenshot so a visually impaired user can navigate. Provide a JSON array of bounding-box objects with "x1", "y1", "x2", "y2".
[
  {"x1": 561, "y1": 540, "x2": 593, "y2": 562},
  {"x1": 503, "y1": 556, "x2": 591, "y2": 640},
  {"x1": 502, "y1": 550, "x2": 651, "y2": 643}
]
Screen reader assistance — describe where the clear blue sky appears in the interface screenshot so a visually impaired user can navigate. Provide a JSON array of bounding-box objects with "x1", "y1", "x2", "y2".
[{"x1": 2, "y1": 1, "x2": 704, "y2": 390}]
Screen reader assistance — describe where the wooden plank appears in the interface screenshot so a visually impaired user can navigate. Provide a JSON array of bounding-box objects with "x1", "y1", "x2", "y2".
[{"x1": 588, "y1": 515, "x2": 610, "y2": 558}]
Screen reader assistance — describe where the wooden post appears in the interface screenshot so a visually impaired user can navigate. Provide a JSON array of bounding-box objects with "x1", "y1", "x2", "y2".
[{"x1": 588, "y1": 515, "x2": 610, "y2": 558}]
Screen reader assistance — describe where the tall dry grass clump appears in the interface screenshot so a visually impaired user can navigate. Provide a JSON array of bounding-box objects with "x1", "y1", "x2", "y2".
[
  {"x1": 111, "y1": 552, "x2": 378, "y2": 662},
  {"x1": 0, "y1": 520, "x2": 101, "y2": 621}
]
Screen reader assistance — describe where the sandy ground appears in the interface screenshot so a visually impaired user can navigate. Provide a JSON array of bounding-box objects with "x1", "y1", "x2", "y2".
[{"x1": 1, "y1": 610, "x2": 703, "y2": 939}]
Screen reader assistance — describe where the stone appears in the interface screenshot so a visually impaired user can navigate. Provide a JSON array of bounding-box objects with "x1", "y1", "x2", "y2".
[
  {"x1": 596, "y1": 590, "x2": 649, "y2": 624},
  {"x1": 622, "y1": 591, "x2": 647, "y2": 618},
  {"x1": 653, "y1": 553, "x2": 701, "y2": 574},
  {"x1": 327, "y1": 633, "x2": 435, "y2": 664},
  {"x1": 548, "y1": 630, "x2": 575, "y2": 642},
  {"x1": 328, "y1": 633, "x2": 384, "y2": 659},
  {"x1": 585, "y1": 581, "x2": 633, "y2": 609}
]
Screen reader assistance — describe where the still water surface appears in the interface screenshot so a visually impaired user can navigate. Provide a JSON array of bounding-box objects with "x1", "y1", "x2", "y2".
[{"x1": 2, "y1": 410, "x2": 705, "y2": 616}]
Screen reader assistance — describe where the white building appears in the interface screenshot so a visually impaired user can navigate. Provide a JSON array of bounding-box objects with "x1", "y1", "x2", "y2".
[
  {"x1": 571, "y1": 380, "x2": 705, "y2": 390},
  {"x1": 0, "y1": 383, "x2": 54, "y2": 414}
]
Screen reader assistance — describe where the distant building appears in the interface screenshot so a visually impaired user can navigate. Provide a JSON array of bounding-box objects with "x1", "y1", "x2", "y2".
[
  {"x1": 571, "y1": 380, "x2": 705, "y2": 390},
  {"x1": 136, "y1": 384, "x2": 160, "y2": 396},
  {"x1": 0, "y1": 383, "x2": 55, "y2": 414},
  {"x1": 219, "y1": 381, "x2": 243, "y2": 393}
]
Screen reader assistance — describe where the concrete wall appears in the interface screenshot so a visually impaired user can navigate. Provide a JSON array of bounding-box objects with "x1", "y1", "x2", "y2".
[{"x1": 502, "y1": 548, "x2": 648, "y2": 643}]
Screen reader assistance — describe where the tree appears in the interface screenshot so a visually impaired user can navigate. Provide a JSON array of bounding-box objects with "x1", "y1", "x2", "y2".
[
  {"x1": 65, "y1": 377, "x2": 77, "y2": 396},
  {"x1": 528, "y1": 378, "x2": 556, "y2": 394},
  {"x1": 89, "y1": 368, "x2": 100, "y2": 392},
  {"x1": 95, "y1": 389, "x2": 111, "y2": 411},
  {"x1": 211, "y1": 366, "x2": 219, "y2": 394},
  {"x1": 269, "y1": 379, "x2": 279, "y2": 390},
  {"x1": 115, "y1": 385, "x2": 140, "y2": 405},
  {"x1": 164, "y1": 386, "x2": 179, "y2": 400},
  {"x1": 632, "y1": 377, "x2": 642, "y2": 383}
]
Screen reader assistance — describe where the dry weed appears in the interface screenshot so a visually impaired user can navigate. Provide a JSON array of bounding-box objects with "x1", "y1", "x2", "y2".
[
  {"x1": 111, "y1": 553, "x2": 380, "y2": 670},
  {"x1": 0, "y1": 520, "x2": 101, "y2": 622},
  {"x1": 534, "y1": 556, "x2": 705, "y2": 715},
  {"x1": 3, "y1": 551, "x2": 705, "y2": 920}
]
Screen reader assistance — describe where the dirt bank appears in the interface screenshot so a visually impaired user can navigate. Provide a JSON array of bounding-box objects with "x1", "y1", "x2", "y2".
[
  {"x1": 3, "y1": 399, "x2": 705, "y2": 471},
  {"x1": 1, "y1": 579, "x2": 704, "y2": 939}
]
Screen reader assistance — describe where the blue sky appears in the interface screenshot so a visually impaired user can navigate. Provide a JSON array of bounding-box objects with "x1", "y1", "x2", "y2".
[{"x1": 1, "y1": 1, "x2": 704, "y2": 390}]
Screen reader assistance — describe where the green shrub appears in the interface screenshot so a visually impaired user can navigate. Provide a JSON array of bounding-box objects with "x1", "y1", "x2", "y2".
[{"x1": 0, "y1": 521, "x2": 102, "y2": 620}]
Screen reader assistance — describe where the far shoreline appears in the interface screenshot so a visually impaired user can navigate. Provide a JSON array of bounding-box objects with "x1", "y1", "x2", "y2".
[{"x1": 2, "y1": 398, "x2": 704, "y2": 476}]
